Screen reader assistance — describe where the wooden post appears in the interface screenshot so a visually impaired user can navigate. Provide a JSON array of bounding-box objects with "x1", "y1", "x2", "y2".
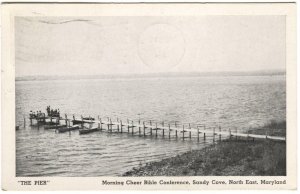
[
  {"x1": 131, "y1": 121, "x2": 134, "y2": 135},
  {"x1": 50, "y1": 116, "x2": 52, "y2": 123},
  {"x1": 65, "y1": 114, "x2": 68, "y2": 126},
  {"x1": 162, "y1": 122, "x2": 164, "y2": 138},
  {"x1": 143, "y1": 121, "x2": 146, "y2": 137},
  {"x1": 117, "y1": 118, "x2": 120, "y2": 132},
  {"x1": 155, "y1": 123, "x2": 158, "y2": 138},
  {"x1": 107, "y1": 117, "x2": 110, "y2": 132},
  {"x1": 229, "y1": 129, "x2": 231, "y2": 140},
  {"x1": 37, "y1": 119, "x2": 39, "y2": 130},
  {"x1": 100, "y1": 118, "x2": 102, "y2": 131},
  {"x1": 175, "y1": 122, "x2": 178, "y2": 139},
  {"x1": 138, "y1": 120, "x2": 141, "y2": 135},
  {"x1": 127, "y1": 119, "x2": 130, "y2": 133},
  {"x1": 23, "y1": 116, "x2": 26, "y2": 128},
  {"x1": 219, "y1": 126, "x2": 221, "y2": 141},
  {"x1": 168, "y1": 124, "x2": 171, "y2": 139},
  {"x1": 110, "y1": 118, "x2": 112, "y2": 132},
  {"x1": 81, "y1": 115, "x2": 84, "y2": 128},
  {"x1": 204, "y1": 126, "x2": 206, "y2": 141},
  {"x1": 189, "y1": 123, "x2": 191, "y2": 139},
  {"x1": 150, "y1": 120, "x2": 152, "y2": 136},
  {"x1": 120, "y1": 120, "x2": 123, "y2": 133},
  {"x1": 213, "y1": 127, "x2": 215, "y2": 143},
  {"x1": 182, "y1": 125, "x2": 185, "y2": 140},
  {"x1": 98, "y1": 116, "x2": 100, "y2": 130},
  {"x1": 197, "y1": 126, "x2": 199, "y2": 142}
]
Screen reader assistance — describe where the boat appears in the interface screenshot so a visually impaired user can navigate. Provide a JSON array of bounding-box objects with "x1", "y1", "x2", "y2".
[
  {"x1": 79, "y1": 126, "x2": 99, "y2": 135},
  {"x1": 44, "y1": 124, "x2": 66, "y2": 129},
  {"x1": 82, "y1": 117, "x2": 95, "y2": 121},
  {"x1": 73, "y1": 117, "x2": 95, "y2": 125},
  {"x1": 44, "y1": 121, "x2": 58, "y2": 126},
  {"x1": 57, "y1": 125, "x2": 80, "y2": 133},
  {"x1": 73, "y1": 120, "x2": 84, "y2": 125}
]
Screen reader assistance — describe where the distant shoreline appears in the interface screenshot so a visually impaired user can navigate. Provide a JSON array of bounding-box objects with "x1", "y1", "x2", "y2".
[{"x1": 16, "y1": 70, "x2": 285, "y2": 82}]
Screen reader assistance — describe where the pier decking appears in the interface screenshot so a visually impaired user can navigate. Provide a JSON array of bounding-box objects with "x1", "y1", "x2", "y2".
[{"x1": 25, "y1": 114, "x2": 286, "y2": 142}]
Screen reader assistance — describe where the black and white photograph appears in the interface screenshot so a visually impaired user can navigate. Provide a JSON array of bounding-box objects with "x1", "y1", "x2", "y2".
[{"x1": 1, "y1": 2, "x2": 297, "y2": 190}]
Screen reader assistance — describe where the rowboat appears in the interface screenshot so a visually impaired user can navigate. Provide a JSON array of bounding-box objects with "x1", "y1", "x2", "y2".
[
  {"x1": 82, "y1": 117, "x2": 95, "y2": 121},
  {"x1": 57, "y1": 125, "x2": 80, "y2": 133},
  {"x1": 44, "y1": 124, "x2": 66, "y2": 129},
  {"x1": 79, "y1": 126, "x2": 99, "y2": 135},
  {"x1": 73, "y1": 118, "x2": 95, "y2": 125}
]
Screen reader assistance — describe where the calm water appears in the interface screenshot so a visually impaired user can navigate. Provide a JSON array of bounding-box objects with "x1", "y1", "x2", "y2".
[{"x1": 16, "y1": 76, "x2": 286, "y2": 176}]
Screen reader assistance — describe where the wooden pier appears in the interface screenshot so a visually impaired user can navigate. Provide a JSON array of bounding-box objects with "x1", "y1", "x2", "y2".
[{"x1": 25, "y1": 114, "x2": 286, "y2": 142}]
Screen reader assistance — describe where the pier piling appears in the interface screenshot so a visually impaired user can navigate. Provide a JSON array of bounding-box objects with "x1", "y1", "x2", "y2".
[
  {"x1": 117, "y1": 118, "x2": 119, "y2": 132},
  {"x1": 150, "y1": 120, "x2": 153, "y2": 136},
  {"x1": 98, "y1": 116, "x2": 100, "y2": 130},
  {"x1": 131, "y1": 121, "x2": 134, "y2": 135},
  {"x1": 204, "y1": 125, "x2": 206, "y2": 141},
  {"x1": 143, "y1": 121, "x2": 146, "y2": 137},
  {"x1": 120, "y1": 120, "x2": 123, "y2": 133},
  {"x1": 138, "y1": 120, "x2": 141, "y2": 135},
  {"x1": 155, "y1": 123, "x2": 158, "y2": 138},
  {"x1": 182, "y1": 125, "x2": 185, "y2": 140},
  {"x1": 168, "y1": 124, "x2": 171, "y2": 139},
  {"x1": 197, "y1": 126, "x2": 200, "y2": 142},
  {"x1": 65, "y1": 114, "x2": 68, "y2": 126},
  {"x1": 219, "y1": 126, "x2": 222, "y2": 141},
  {"x1": 127, "y1": 119, "x2": 130, "y2": 133}
]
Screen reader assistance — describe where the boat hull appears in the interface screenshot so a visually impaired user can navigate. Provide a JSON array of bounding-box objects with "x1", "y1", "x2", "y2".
[
  {"x1": 79, "y1": 127, "x2": 99, "y2": 135},
  {"x1": 57, "y1": 125, "x2": 80, "y2": 133},
  {"x1": 45, "y1": 125, "x2": 67, "y2": 129}
]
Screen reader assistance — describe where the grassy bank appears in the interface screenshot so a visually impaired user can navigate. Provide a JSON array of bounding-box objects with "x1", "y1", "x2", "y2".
[{"x1": 123, "y1": 121, "x2": 286, "y2": 176}]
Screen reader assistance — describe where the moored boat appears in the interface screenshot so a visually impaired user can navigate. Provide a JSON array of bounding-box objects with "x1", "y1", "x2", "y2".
[
  {"x1": 73, "y1": 117, "x2": 95, "y2": 125},
  {"x1": 44, "y1": 124, "x2": 67, "y2": 129},
  {"x1": 79, "y1": 126, "x2": 99, "y2": 135},
  {"x1": 57, "y1": 125, "x2": 80, "y2": 133}
]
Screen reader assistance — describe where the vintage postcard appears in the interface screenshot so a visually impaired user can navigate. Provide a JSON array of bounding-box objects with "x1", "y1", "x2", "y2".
[{"x1": 1, "y1": 2, "x2": 297, "y2": 190}]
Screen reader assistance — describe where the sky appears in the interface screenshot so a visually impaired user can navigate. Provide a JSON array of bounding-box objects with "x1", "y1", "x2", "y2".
[{"x1": 15, "y1": 16, "x2": 285, "y2": 77}]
